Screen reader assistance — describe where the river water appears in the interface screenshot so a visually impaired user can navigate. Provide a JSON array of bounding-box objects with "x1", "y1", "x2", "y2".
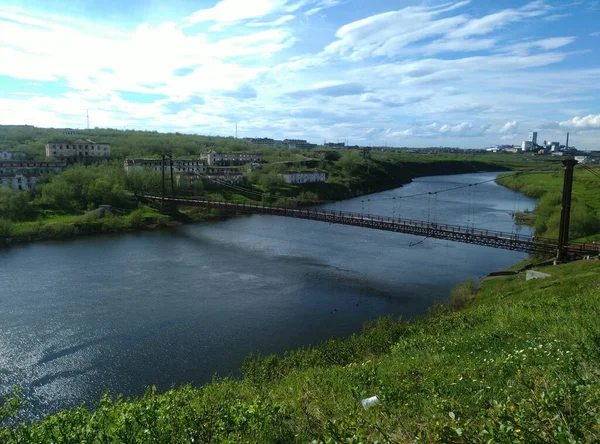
[{"x1": 0, "y1": 172, "x2": 535, "y2": 421}]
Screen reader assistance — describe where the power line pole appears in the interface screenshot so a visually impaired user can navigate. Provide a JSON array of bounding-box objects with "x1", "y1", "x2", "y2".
[{"x1": 557, "y1": 157, "x2": 578, "y2": 262}]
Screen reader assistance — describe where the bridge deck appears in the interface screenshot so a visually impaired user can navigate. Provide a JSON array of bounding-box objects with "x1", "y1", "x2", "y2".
[{"x1": 139, "y1": 195, "x2": 600, "y2": 256}]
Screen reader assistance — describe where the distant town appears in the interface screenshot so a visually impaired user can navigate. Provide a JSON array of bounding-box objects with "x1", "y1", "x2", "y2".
[{"x1": 0, "y1": 127, "x2": 598, "y2": 193}]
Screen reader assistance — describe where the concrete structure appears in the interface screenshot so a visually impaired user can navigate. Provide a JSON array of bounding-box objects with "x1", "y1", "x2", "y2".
[
  {"x1": 124, "y1": 159, "x2": 206, "y2": 174},
  {"x1": 526, "y1": 270, "x2": 551, "y2": 281},
  {"x1": 522, "y1": 141, "x2": 533, "y2": 151},
  {"x1": 244, "y1": 137, "x2": 278, "y2": 147},
  {"x1": 1, "y1": 151, "x2": 26, "y2": 160},
  {"x1": 0, "y1": 160, "x2": 67, "y2": 191},
  {"x1": 278, "y1": 170, "x2": 327, "y2": 184},
  {"x1": 200, "y1": 150, "x2": 263, "y2": 166},
  {"x1": 574, "y1": 156, "x2": 589, "y2": 164},
  {"x1": 283, "y1": 139, "x2": 316, "y2": 149},
  {"x1": 46, "y1": 139, "x2": 110, "y2": 161},
  {"x1": 529, "y1": 131, "x2": 538, "y2": 147}
]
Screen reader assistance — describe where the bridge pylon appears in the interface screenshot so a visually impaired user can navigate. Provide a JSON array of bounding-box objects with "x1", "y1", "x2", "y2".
[{"x1": 556, "y1": 157, "x2": 578, "y2": 262}]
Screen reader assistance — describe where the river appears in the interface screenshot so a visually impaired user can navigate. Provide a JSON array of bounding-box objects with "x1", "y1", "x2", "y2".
[{"x1": 0, "y1": 172, "x2": 535, "y2": 421}]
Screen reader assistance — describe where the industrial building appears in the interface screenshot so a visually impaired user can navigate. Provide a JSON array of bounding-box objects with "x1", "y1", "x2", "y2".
[
  {"x1": 45, "y1": 139, "x2": 110, "y2": 161},
  {"x1": 0, "y1": 160, "x2": 67, "y2": 191},
  {"x1": 199, "y1": 150, "x2": 263, "y2": 166}
]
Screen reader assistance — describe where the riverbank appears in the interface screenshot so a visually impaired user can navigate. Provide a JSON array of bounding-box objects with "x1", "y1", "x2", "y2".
[
  {"x1": 496, "y1": 168, "x2": 600, "y2": 243},
  {"x1": 2, "y1": 259, "x2": 598, "y2": 441},
  {"x1": 1, "y1": 160, "x2": 510, "y2": 247}
]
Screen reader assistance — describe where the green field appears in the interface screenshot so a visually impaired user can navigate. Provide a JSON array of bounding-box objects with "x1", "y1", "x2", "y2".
[
  {"x1": 496, "y1": 166, "x2": 600, "y2": 243},
  {"x1": 2, "y1": 260, "x2": 599, "y2": 442}
]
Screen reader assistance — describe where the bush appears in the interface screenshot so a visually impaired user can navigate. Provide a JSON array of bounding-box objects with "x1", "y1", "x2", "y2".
[
  {"x1": 127, "y1": 209, "x2": 145, "y2": 228},
  {"x1": 449, "y1": 279, "x2": 478, "y2": 310},
  {"x1": 0, "y1": 219, "x2": 14, "y2": 238}
]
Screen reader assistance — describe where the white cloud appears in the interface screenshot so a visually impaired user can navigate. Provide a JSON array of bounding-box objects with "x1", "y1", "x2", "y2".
[
  {"x1": 446, "y1": 3, "x2": 546, "y2": 39},
  {"x1": 505, "y1": 36, "x2": 576, "y2": 54},
  {"x1": 182, "y1": 0, "x2": 287, "y2": 27},
  {"x1": 324, "y1": 1, "x2": 549, "y2": 60},
  {"x1": 499, "y1": 120, "x2": 519, "y2": 134},
  {"x1": 558, "y1": 115, "x2": 600, "y2": 131},
  {"x1": 590, "y1": 32, "x2": 600, "y2": 37},
  {"x1": 305, "y1": 0, "x2": 344, "y2": 16},
  {"x1": 248, "y1": 15, "x2": 296, "y2": 27}
]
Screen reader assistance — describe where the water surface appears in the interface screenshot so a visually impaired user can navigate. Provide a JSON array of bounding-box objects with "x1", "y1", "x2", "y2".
[{"x1": 0, "y1": 172, "x2": 535, "y2": 420}]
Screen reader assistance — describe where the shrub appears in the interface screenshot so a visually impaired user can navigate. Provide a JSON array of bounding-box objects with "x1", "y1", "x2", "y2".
[
  {"x1": 0, "y1": 219, "x2": 14, "y2": 238},
  {"x1": 449, "y1": 279, "x2": 478, "y2": 310}
]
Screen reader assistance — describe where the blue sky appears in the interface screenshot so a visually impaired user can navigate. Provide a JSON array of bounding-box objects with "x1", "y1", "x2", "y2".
[{"x1": 1, "y1": 0, "x2": 599, "y2": 148}]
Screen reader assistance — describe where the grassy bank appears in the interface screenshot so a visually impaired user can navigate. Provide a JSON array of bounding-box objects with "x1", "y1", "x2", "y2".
[
  {"x1": 496, "y1": 167, "x2": 600, "y2": 242},
  {"x1": 2, "y1": 260, "x2": 599, "y2": 442},
  {"x1": 0, "y1": 205, "x2": 225, "y2": 246}
]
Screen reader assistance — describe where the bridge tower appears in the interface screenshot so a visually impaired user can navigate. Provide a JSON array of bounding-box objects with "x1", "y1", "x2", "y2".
[
  {"x1": 160, "y1": 154, "x2": 178, "y2": 215},
  {"x1": 556, "y1": 157, "x2": 578, "y2": 261}
]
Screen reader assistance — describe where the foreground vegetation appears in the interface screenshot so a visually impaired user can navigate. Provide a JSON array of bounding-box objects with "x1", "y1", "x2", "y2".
[
  {"x1": 1, "y1": 260, "x2": 599, "y2": 441},
  {"x1": 496, "y1": 167, "x2": 600, "y2": 242}
]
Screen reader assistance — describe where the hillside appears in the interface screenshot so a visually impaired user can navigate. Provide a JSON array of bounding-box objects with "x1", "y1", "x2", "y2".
[
  {"x1": 496, "y1": 168, "x2": 600, "y2": 243},
  {"x1": 2, "y1": 260, "x2": 599, "y2": 442}
]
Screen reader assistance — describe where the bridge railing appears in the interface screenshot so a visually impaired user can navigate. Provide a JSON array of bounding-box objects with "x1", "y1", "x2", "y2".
[
  {"x1": 140, "y1": 194, "x2": 574, "y2": 251},
  {"x1": 180, "y1": 196, "x2": 553, "y2": 245}
]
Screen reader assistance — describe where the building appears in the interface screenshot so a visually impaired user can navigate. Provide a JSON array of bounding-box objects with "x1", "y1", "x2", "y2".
[
  {"x1": 282, "y1": 139, "x2": 316, "y2": 149},
  {"x1": 325, "y1": 142, "x2": 345, "y2": 148},
  {"x1": 0, "y1": 160, "x2": 67, "y2": 191},
  {"x1": 124, "y1": 158, "x2": 207, "y2": 174},
  {"x1": 278, "y1": 170, "x2": 327, "y2": 184},
  {"x1": 45, "y1": 139, "x2": 110, "y2": 161},
  {"x1": 1, "y1": 151, "x2": 26, "y2": 160},
  {"x1": 521, "y1": 141, "x2": 533, "y2": 152},
  {"x1": 574, "y1": 156, "x2": 590, "y2": 164},
  {"x1": 199, "y1": 150, "x2": 263, "y2": 166},
  {"x1": 244, "y1": 137, "x2": 277, "y2": 147},
  {"x1": 529, "y1": 131, "x2": 538, "y2": 147}
]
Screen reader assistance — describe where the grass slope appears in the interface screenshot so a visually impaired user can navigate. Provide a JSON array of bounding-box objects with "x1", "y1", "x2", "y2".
[
  {"x1": 497, "y1": 167, "x2": 600, "y2": 243},
  {"x1": 2, "y1": 261, "x2": 599, "y2": 442}
]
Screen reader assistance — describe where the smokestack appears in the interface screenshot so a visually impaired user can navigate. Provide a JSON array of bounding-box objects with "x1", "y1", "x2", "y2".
[{"x1": 566, "y1": 132, "x2": 569, "y2": 150}]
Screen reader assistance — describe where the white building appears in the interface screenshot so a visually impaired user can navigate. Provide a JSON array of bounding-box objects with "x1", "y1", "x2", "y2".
[
  {"x1": 0, "y1": 160, "x2": 67, "y2": 191},
  {"x1": 521, "y1": 141, "x2": 533, "y2": 152},
  {"x1": 200, "y1": 150, "x2": 263, "y2": 166},
  {"x1": 574, "y1": 156, "x2": 589, "y2": 164},
  {"x1": 45, "y1": 139, "x2": 110, "y2": 160},
  {"x1": 124, "y1": 158, "x2": 207, "y2": 174},
  {"x1": 278, "y1": 170, "x2": 327, "y2": 184}
]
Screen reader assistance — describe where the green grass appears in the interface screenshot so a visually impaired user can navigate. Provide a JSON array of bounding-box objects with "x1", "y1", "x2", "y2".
[
  {"x1": 6, "y1": 206, "x2": 172, "y2": 242},
  {"x1": 496, "y1": 167, "x2": 600, "y2": 243},
  {"x1": 2, "y1": 260, "x2": 599, "y2": 442}
]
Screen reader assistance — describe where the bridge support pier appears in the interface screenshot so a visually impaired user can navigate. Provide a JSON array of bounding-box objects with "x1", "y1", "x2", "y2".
[{"x1": 556, "y1": 158, "x2": 578, "y2": 262}]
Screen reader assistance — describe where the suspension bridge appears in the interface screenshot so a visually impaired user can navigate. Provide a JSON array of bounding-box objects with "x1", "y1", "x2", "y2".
[{"x1": 139, "y1": 157, "x2": 600, "y2": 260}]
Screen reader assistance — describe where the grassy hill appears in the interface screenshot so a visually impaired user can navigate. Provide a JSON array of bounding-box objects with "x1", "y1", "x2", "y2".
[
  {"x1": 2, "y1": 260, "x2": 599, "y2": 442},
  {"x1": 496, "y1": 167, "x2": 600, "y2": 243}
]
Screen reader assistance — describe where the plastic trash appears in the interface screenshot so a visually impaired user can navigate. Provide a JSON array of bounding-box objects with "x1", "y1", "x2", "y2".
[{"x1": 361, "y1": 395, "x2": 380, "y2": 409}]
